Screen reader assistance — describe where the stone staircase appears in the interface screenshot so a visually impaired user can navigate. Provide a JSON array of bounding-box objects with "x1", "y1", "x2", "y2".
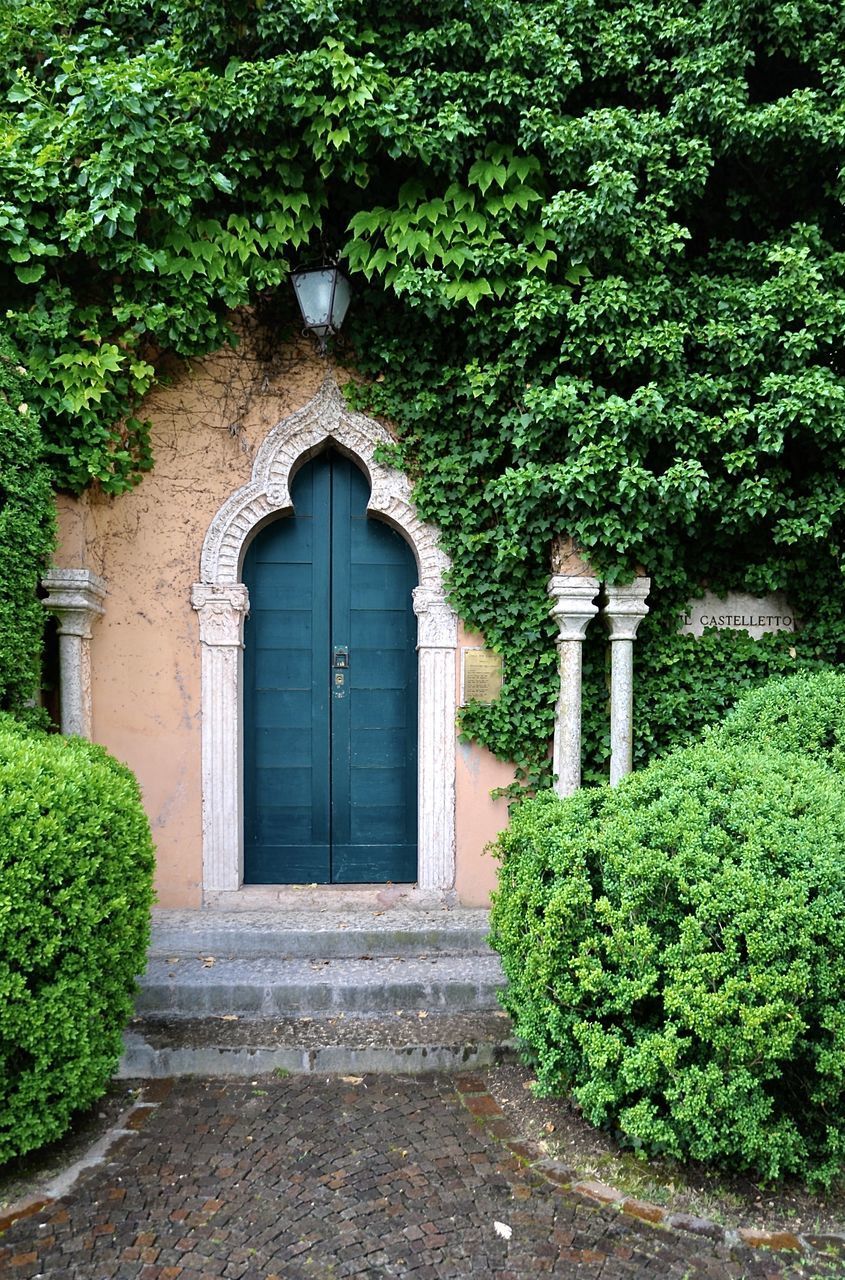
[{"x1": 120, "y1": 906, "x2": 515, "y2": 1077}]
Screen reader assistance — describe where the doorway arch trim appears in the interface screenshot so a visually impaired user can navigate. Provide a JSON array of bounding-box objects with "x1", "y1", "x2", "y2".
[{"x1": 192, "y1": 377, "x2": 457, "y2": 898}]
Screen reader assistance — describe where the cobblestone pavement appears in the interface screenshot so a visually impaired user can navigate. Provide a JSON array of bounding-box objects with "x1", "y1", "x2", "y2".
[{"x1": 1, "y1": 1073, "x2": 842, "y2": 1279}]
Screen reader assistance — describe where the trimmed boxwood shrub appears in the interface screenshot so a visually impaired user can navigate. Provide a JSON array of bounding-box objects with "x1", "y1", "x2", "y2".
[
  {"x1": 0, "y1": 717, "x2": 155, "y2": 1162},
  {"x1": 490, "y1": 743, "x2": 845, "y2": 1186},
  {"x1": 715, "y1": 669, "x2": 845, "y2": 775}
]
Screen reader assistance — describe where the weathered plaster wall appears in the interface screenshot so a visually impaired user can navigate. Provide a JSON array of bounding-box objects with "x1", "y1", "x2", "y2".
[
  {"x1": 55, "y1": 336, "x2": 326, "y2": 906},
  {"x1": 454, "y1": 628, "x2": 513, "y2": 907},
  {"x1": 53, "y1": 335, "x2": 513, "y2": 907}
]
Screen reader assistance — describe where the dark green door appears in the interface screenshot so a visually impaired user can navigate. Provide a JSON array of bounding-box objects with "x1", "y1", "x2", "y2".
[{"x1": 243, "y1": 450, "x2": 418, "y2": 884}]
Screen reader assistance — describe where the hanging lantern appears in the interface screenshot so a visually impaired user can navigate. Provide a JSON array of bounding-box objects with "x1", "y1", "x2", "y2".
[{"x1": 290, "y1": 264, "x2": 351, "y2": 351}]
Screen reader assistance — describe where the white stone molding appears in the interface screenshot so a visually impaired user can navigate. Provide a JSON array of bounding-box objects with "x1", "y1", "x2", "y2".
[
  {"x1": 603, "y1": 579, "x2": 651, "y2": 787},
  {"x1": 42, "y1": 568, "x2": 107, "y2": 739},
  {"x1": 200, "y1": 376, "x2": 450, "y2": 593},
  {"x1": 413, "y1": 587, "x2": 459, "y2": 649},
  {"x1": 547, "y1": 574, "x2": 601, "y2": 797},
  {"x1": 195, "y1": 376, "x2": 457, "y2": 897},
  {"x1": 191, "y1": 584, "x2": 250, "y2": 893},
  {"x1": 413, "y1": 587, "x2": 458, "y2": 889},
  {"x1": 192, "y1": 583, "x2": 250, "y2": 648}
]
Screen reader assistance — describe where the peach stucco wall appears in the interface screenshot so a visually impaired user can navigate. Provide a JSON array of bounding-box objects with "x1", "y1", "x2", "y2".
[
  {"x1": 54, "y1": 336, "x2": 511, "y2": 907},
  {"x1": 454, "y1": 628, "x2": 513, "y2": 906}
]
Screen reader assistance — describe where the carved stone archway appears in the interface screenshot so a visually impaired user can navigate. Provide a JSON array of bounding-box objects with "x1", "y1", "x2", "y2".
[{"x1": 192, "y1": 378, "x2": 457, "y2": 898}]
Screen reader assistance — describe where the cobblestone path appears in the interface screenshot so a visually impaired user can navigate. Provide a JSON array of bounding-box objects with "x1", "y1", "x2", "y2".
[{"x1": 0, "y1": 1074, "x2": 840, "y2": 1279}]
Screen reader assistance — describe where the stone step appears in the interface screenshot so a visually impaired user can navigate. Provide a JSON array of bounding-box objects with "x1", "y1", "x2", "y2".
[
  {"x1": 136, "y1": 953, "x2": 505, "y2": 1017},
  {"x1": 148, "y1": 907, "x2": 492, "y2": 960},
  {"x1": 119, "y1": 1012, "x2": 518, "y2": 1078}
]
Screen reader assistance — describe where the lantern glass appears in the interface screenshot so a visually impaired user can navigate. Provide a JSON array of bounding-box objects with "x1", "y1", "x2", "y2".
[{"x1": 291, "y1": 266, "x2": 351, "y2": 341}]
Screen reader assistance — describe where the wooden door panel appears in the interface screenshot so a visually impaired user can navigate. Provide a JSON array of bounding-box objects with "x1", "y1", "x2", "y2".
[
  {"x1": 243, "y1": 454, "x2": 330, "y2": 883},
  {"x1": 350, "y1": 766, "x2": 406, "y2": 805},
  {"x1": 252, "y1": 807, "x2": 313, "y2": 842},
  {"x1": 349, "y1": 689, "x2": 409, "y2": 729},
  {"x1": 349, "y1": 565, "x2": 418, "y2": 608},
  {"x1": 331, "y1": 844, "x2": 417, "y2": 884},
  {"x1": 244, "y1": 449, "x2": 417, "y2": 884},
  {"x1": 251, "y1": 611, "x2": 313, "y2": 651},
  {"x1": 331, "y1": 455, "x2": 417, "y2": 882},
  {"x1": 350, "y1": 727, "x2": 407, "y2": 767}
]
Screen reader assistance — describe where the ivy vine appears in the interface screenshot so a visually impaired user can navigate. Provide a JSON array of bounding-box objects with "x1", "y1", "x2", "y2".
[
  {"x1": 3, "y1": 1, "x2": 845, "y2": 778},
  {"x1": 0, "y1": 335, "x2": 55, "y2": 718}
]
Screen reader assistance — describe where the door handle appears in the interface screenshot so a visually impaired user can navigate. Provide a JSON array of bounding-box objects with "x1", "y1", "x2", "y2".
[{"x1": 332, "y1": 647, "x2": 348, "y2": 699}]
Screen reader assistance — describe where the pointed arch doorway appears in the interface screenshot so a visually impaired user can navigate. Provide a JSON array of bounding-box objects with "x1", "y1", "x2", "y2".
[
  {"x1": 242, "y1": 448, "x2": 418, "y2": 884},
  {"x1": 192, "y1": 378, "x2": 458, "y2": 901}
]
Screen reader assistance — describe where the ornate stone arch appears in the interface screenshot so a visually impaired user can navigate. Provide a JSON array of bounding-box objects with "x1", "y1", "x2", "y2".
[{"x1": 192, "y1": 377, "x2": 457, "y2": 898}]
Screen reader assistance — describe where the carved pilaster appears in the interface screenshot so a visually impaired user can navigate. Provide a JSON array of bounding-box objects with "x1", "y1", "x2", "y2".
[
  {"x1": 413, "y1": 586, "x2": 459, "y2": 649},
  {"x1": 191, "y1": 583, "x2": 249, "y2": 647},
  {"x1": 413, "y1": 586, "x2": 458, "y2": 890},
  {"x1": 547, "y1": 574, "x2": 600, "y2": 797},
  {"x1": 603, "y1": 579, "x2": 650, "y2": 786},
  {"x1": 42, "y1": 568, "x2": 107, "y2": 738},
  {"x1": 192, "y1": 583, "x2": 250, "y2": 893}
]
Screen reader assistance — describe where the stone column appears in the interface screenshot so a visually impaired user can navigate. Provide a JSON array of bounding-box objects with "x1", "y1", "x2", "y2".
[
  {"x1": 42, "y1": 568, "x2": 107, "y2": 739},
  {"x1": 547, "y1": 575, "x2": 600, "y2": 796},
  {"x1": 191, "y1": 583, "x2": 250, "y2": 893},
  {"x1": 603, "y1": 579, "x2": 651, "y2": 786},
  {"x1": 413, "y1": 586, "x2": 458, "y2": 890}
]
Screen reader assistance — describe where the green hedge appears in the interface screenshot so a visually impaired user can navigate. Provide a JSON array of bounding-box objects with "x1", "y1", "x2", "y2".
[
  {"x1": 490, "y1": 743, "x2": 845, "y2": 1185},
  {"x1": 714, "y1": 669, "x2": 845, "y2": 775},
  {"x1": 0, "y1": 718, "x2": 155, "y2": 1162}
]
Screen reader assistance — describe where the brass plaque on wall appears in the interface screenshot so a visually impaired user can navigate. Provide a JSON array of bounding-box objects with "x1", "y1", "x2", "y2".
[{"x1": 461, "y1": 647, "x2": 504, "y2": 705}]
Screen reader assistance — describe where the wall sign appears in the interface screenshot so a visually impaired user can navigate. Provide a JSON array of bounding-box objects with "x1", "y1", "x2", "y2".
[
  {"x1": 461, "y1": 647, "x2": 504, "y2": 705},
  {"x1": 680, "y1": 592, "x2": 796, "y2": 640}
]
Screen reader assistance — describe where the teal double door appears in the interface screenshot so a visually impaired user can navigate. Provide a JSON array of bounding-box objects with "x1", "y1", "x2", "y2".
[{"x1": 243, "y1": 450, "x2": 418, "y2": 884}]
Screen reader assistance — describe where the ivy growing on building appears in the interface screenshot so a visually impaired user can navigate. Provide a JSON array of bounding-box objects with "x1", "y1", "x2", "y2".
[
  {"x1": 2, "y1": 0, "x2": 844, "y2": 777},
  {"x1": 0, "y1": 337, "x2": 55, "y2": 717}
]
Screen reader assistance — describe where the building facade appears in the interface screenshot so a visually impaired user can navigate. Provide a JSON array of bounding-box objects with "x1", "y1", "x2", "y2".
[{"x1": 47, "y1": 339, "x2": 515, "y2": 909}]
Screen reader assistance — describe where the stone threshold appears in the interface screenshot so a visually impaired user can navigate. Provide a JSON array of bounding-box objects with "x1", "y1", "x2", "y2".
[
  {"x1": 202, "y1": 884, "x2": 459, "y2": 911},
  {"x1": 148, "y1": 909, "x2": 491, "y2": 964}
]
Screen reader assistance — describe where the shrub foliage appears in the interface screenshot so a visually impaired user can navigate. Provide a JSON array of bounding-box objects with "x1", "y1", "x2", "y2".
[
  {"x1": 0, "y1": 718, "x2": 155, "y2": 1162},
  {"x1": 715, "y1": 669, "x2": 845, "y2": 775},
  {"x1": 490, "y1": 744, "x2": 845, "y2": 1185}
]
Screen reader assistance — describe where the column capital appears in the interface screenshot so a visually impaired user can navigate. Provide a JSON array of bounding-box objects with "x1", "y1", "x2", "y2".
[
  {"x1": 42, "y1": 567, "x2": 106, "y2": 738},
  {"x1": 603, "y1": 578, "x2": 651, "y2": 642},
  {"x1": 547, "y1": 575, "x2": 601, "y2": 644},
  {"x1": 42, "y1": 567, "x2": 107, "y2": 638},
  {"x1": 412, "y1": 586, "x2": 458, "y2": 649},
  {"x1": 191, "y1": 583, "x2": 250, "y2": 647}
]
